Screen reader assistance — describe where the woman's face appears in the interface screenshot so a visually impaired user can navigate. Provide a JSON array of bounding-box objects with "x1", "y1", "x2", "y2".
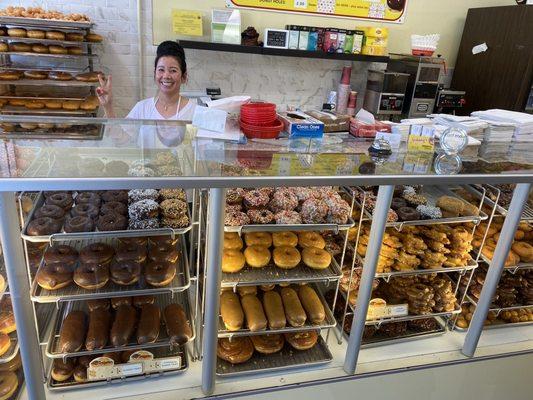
[{"x1": 155, "y1": 56, "x2": 185, "y2": 96}]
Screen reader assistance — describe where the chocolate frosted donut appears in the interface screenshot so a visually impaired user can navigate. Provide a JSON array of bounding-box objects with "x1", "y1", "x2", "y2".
[
  {"x1": 160, "y1": 199, "x2": 187, "y2": 219},
  {"x1": 145, "y1": 261, "x2": 176, "y2": 287},
  {"x1": 100, "y1": 201, "x2": 127, "y2": 216},
  {"x1": 71, "y1": 203, "x2": 99, "y2": 220},
  {"x1": 45, "y1": 192, "x2": 74, "y2": 210},
  {"x1": 27, "y1": 217, "x2": 62, "y2": 236},
  {"x1": 116, "y1": 243, "x2": 147, "y2": 263},
  {"x1": 247, "y1": 208, "x2": 274, "y2": 224},
  {"x1": 396, "y1": 206, "x2": 420, "y2": 222},
  {"x1": 80, "y1": 243, "x2": 114, "y2": 266},
  {"x1": 34, "y1": 204, "x2": 65, "y2": 220},
  {"x1": 101, "y1": 190, "x2": 128, "y2": 203},
  {"x1": 390, "y1": 198, "x2": 407, "y2": 211},
  {"x1": 110, "y1": 260, "x2": 141, "y2": 285},
  {"x1": 43, "y1": 191, "x2": 71, "y2": 199},
  {"x1": 119, "y1": 237, "x2": 148, "y2": 246},
  {"x1": 74, "y1": 263, "x2": 109, "y2": 289},
  {"x1": 149, "y1": 246, "x2": 179, "y2": 263},
  {"x1": 129, "y1": 199, "x2": 159, "y2": 220},
  {"x1": 75, "y1": 192, "x2": 101, "y2": 206},
  {"x1": 128, "y1": 189, "x2": 158, "y2": 203},
  {"x1": 36, "y1": 263, "x2": 73, "y2": 290},
  {"x1": 148, "y1": 235, "x2": 178, "y2": 248},
  {"x1": 44, "y1": 245, "x2": 78, "y2": 265},
  {"x1": 64, "y1": 216, "x2": 94, "y2": 233},
  {"x1": 97, "y1": 213, "x2": 127, "y2": 231},
  {"x1": 128, "y1": 218, "x2": 160, "y2": 230}
]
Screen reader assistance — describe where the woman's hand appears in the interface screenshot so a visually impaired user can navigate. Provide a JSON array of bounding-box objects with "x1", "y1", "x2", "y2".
[{"x1": 96, "y1": 74, "x2": 115, "y2": 117}]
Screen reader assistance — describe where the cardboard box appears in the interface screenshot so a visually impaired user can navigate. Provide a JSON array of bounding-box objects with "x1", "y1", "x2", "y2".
[{"x1": 279, "y1": 111, "x2": 324, "y2": 138}]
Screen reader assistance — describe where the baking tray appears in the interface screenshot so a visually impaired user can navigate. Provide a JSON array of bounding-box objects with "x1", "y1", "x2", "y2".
[
  {"x1": 1, "y1": 36, "x2": 96, "y2": 46},
  {"x1": 225, "y1": 219, "x2": 355, "y2": 234},
  {"x1": 465, "y1": 293, "x2": 533, "y2": 313},
  {"x1": 478, "y1": 252, "x2": 533, "y2": 274},
  {"x1": 482, "y1": 188, "x2": 533, "y2": 222},
  {"x1": 0, "y1": 16, "x2": 93, "y2": 29},
  {"x1": 47, "y1": 346, "x2": 188, "y2": 391},
  {"x1": 347, "y1": 185, "x2": 488, "y2": 228},
  {"x1": 216, "y1": 335, "x2": 332, "y2": 377},
  {"x1": 217, "y1": 284, "x2": 336, "y2": 338},
  {"x1": 0, "y1": 51, "x2": 96, "y2": 59},
  {"x1": 0, "y1": 331, "x2": 19, "y2": 364},
  {"x1": 220, "y1": 253, "x2": 342, "y2": 288},
  {"x1": 46, "y1": 291, "x2": 195, "y2": 359},
  {"x1": 0, "y1": 94, "x2": 88, "y2": 101},
  {"x1": 0, "y1": 78, "x2": 99, "y2": 86},
  {"x1": 22, "y1": 191, "x2": 192, "y2": 243},
  {"x1": 453, "y1": 319, "x2": 533, "y2": 332},
  {"x1": 31, "y1": 235, "x2": 191, "y2": 303},
  {"x1": 0, "y1": 123, "x2": 103, "y2": 140},
  {"x1": 1, "y1": 105, "x2": 96, "y2": 116}
]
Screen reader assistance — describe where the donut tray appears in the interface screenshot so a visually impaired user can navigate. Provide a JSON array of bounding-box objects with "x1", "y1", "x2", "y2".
[
  {"x1": 465, "y1": 293, "x2": 533, "y2": 314},
  {"x1": 0, "y1": 123, "x2": 103, "y2": 140},
  {"x1": 30, "y1": 235, "x2": 191, "y2": 303},
  {"x1": 216, "y1": 335, "x2": 332, "y2": 377},
  {"x1": 21, "y1": 190, "x2": 193, "y2": 243},
  {"x1": 0, "y1": 331, "x2": 20, "y2": 364},
  {"x1": 479, "y1": 186, "x2": 533, "y2": 222},
  {"x1": 452, "y1": 319, "x2": 533, "y2": 332},
  {"x1": 0, "y1": 16, "x2": 93, "y2": 29},
  {"x1": 46, "y1": 291, "x2": 196, "y2": 359},
  {"x1": 0, "y1": 105, "x2": 96, "y2": 116},
  {"x1": 217, "y1": 284, "x2": 337, "y2": 338},
  {"x1": 220, "y1": 253, "x2": 342, "y2": 288},
  {"x1": 1, "y1": 36, "x2": 98, "y2": 47},
  {"x1": 0, "y1": 51, "x2": 97, "y2": 59},
  {"x1": 0, "y1": 78, "x2": 100, "y2": 87},
  {"x1": 224, "y1": 218, "x2": 355, "y2": 234},
  {"x1": 47, "y1": 346, "x2": 188, "y2": 391},
  {"x1": 346, "y1": 185, "x2": 489, "y2": 229},
  {"x1": 477, "y1": 252, "x2": 533, "y2": 274}
]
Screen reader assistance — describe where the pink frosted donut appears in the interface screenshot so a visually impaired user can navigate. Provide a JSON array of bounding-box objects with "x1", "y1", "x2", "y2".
[
  {"x1": 274, "y1": 210, "x2": 302, "y2": 224},
  {"x1": 225, "y1": 211, "x2": 250, "y2": 226},
  {"x1": 268, "y1": 188, "x2": 298, "y2": 212},
  {"x1": 300, "y1": 198, "x2": 328, "y2": 224},
  {"x1": 258, "y1": 187, "x2": 275, "y2": 197},
  {"x1": 225, "y1": 204, "x2": 242, "y2": 213},
  {"x1": 292, "y1": 187, "x2": 314, "y2": 202},
  {"x1": 247, "y1": 208, "x2": 274, "y2": 224},
  {"x1": 243, "y1": 189, "x2": 269, "y2": 209}
]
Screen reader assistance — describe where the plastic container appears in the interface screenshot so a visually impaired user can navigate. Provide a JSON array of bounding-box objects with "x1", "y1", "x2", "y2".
[{"x1": 239, "y1": 118, "x2": 283, "y2": 139}]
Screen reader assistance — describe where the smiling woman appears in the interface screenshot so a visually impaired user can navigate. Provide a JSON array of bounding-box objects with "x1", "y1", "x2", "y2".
[{"x1": 96, "y1": 41, "x2": 197, "y2": 121}]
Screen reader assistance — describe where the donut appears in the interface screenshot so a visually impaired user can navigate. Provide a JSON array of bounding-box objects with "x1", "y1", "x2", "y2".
[
  {"x1": 51, "y1": 359, "x2": 74, "y2": 382},
  {"x1": 247, "y1": 208, "x2": 274, "y2": 224},
  {"x1": 148, "y1": 235, "x2": 178, "y2": 248},
  {"x1": 160, "y1": 199, "x2": 188, "y2": 219},
  {"x1": 390, "y1": 198, "x2": 407, "y2": 210},
  {"x1": 0, "y1": 333, "x2": 10, "y2": 357},
  {"x1": 44, "y1": 245, "x2": 78, "y2": 266},
  {"x1": 23, "y1": 70, "x2": 48, "y2": 79},
  {"x1": 0, "y1": 352, "x2": 20, "y2": 373},
  {"x1": 31, "y1": 44, "x2": 49, "y2": 53},
  {"x1": 148, "y1": 246, "x2": 179, "y2": 263},
  {"x1": 73, "y1": 364, "x2": 87, "y2": 383},
  {"x1": 272, "y1": 231, "x2": 298, "y2": 247},
  {"x1": 97, "y1": 213, "x2": 127, "y2": 231},
  {"x1": 128, "y1": 218, "x2": 159, "y2": 230},
  {"x1": 48, "y1": 71, "x2": 72, "y2": 81},
  {"x1": 161, "y1": 215, "x2": 190, "y2": 229},
  {"x1": 273, "y1": 246, "x2": 301, "y2": 269},
  {"x1": 66, "y1": 32, "x2": 84, "y2": 42},
  {"x1": 250, "y1": 334, "x2": 284, "y2": 354},
  {"x1": 36, "y1": 263, "x2": 73, "y2": 290},
  {"x1": 119, "y1": 237, "x2": 148, "y2": 247},
  {"x1": 127, "y1": 189, "x2": 157, "y2": 204},
  {"x1": 298, "y1": 232, "x2": 326, "y2": 249},
  {"x1": 244, "y1": 232, "x2": 272, "y2": 247},
  {"x1": 159, "y1": 188, "x2": 186, "y2": 201},
  {"x1": 79, "y1": 243, "x2": 114, "y2": 266},
  {"x1": 144, "y1": 261, "x2": 176, "y2": 286},
  {"x1": 244, "y1": 245, "x2": 271, "y2": 268},
  {"x1": 62, "y1": 100, "x2": 81, "y2": 110},
  {"x1": 217, "y1": 337, "x2": 254, "y2": 364},
  {"x1": 275, "y1": 210, "x2": 302, "y2": 224},
  {"x1": 7, "y1": 28, "x2": 26, "y2": 37},
  {"x1": 45, "y1": 192, "x2": 73, "y2": 211},
  {"x1": 104, "y1": 160, "x2": 130, "y2": 177},
  {"x1": 302, "y1": 247, "x2": 331, "y2": 270},
  {"x1": 396, "y1": 206, "x2": 421, "y2": 221},
  {"x1": 129, "y1": 199, "x2": 159, "y2": 220},
  {"x1": 100, "y1": 201, "x2": 127, "y2": 216},
  {"x1": 243, "y1": 190, "x2": 269, "y2": 209},
  {"x1": 85, "y1": 32, "x2": 104, "y2": 42},
  {"x1": 76, "y1": 192, "x2": 101, "y2": 205},
  {"x1": 0, "y1": 312, "x2": 15, "y2": 335},
  {"x1": 512, "y1": 242, "x2": 533, "y2": 262},
  {"x1": 45, "y1": 100, "x2": 62, "y2": 109},
  {"x1": 34, "y1": 204, "x2": 65, "y2": 220},
  {"x1": 25, "y1": 100, "x2": 45, "y2": 110},
  {"x1": 300, "y1": 198, "x2": 328, "y2": 224},
  {"x1": 71, "y1": 203, "x2": 99, "y2": 219},
  {"x1": 46, "y1": 31, "x2": 66, "y2": 40},
  {"x1": 74, "y1": 263, "x2": 109, "y2": 289},
  {"x1": 222, "y1": 249, "x2": 245, "y2": 273},
  {"x1": 67, "y1": 46, "x2": 82, "y2": 55},
  {"x1": 116, "y1": 243, "x2": 147, "y2": 264},
  {"x1": 75, "y1": 72, "x2": 100, "y2": 82},
  {"x1": 225, "y1": 211, "x2": 250, "y2": 226},
  {"x1": 133, "y1": 295, "x2": 155, "y2": 308},
  {"x1": 27, "y1": 30, "x2": 45, "y2": 39},
  {"x1": 268, "y1": 189, "x2": 298, "y2": 212},
  {"x1": 64, "y1": 216, "x2": 94, "y2": 233},
  {"x1": 0, "y1": 70, "x2": 20, "y2": 80},
  {"x1": 27, "y1": 217, "x2": 61, "y2": 236},
  {"x1": 284, "y1": 330, "x2": 318, "y2": 350},
  {"x1": 223, "y1": 232, "x2": 243, "y2": 250},
  {"x1": 110, "y1": 260, "x2": 142, "y2": 285}
]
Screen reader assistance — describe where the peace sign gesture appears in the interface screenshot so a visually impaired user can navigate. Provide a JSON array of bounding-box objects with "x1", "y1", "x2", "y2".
[{"x1": 96, "y1": 74, "x2": 115, "y2": 117}]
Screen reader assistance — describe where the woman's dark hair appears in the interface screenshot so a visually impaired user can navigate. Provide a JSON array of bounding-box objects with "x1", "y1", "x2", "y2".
[{"x1": 155, "y1": 41, "x2": 187, "y2": 76}]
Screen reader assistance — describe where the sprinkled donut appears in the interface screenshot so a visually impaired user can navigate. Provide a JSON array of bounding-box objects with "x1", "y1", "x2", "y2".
[
  {"x1": 128, "y1": 218, "x2": 159, "y2": 230},
  {"x1": 160, "y1": 199, "x2": 188, "y2": 219},
  {"x1": 292, "y1": 187, "x2": 314, "y2": 202},
  {"x1": 416, "y1": 205, "x2": 442, "y2": 219},
  {"x1": 247, "y1": 208, "x2": 274, "y2": 224},
  {"x1": 128, "y1": 189, "x2": 159, "y2": 203},
  {"x1": 128, "y1": 199, "x2": 159, "y2": 220},
  {"x1": 243, "y1": 189, "x2": 269, "y2": 209},
  {"x1": 300, "y1": 198, "x2": 328, "y2": 224},
  {"x1": 275, "y1": 210, "x2": 302, "y2": 224},
  {"x1": 268, "y1": 189, "x2": 298, "y2": 212},
  {"x1": 128, "y1": 165, "x2": 155, "y2": 177},
  {"x1": 226, "y1": 188, "x2": 245, "y2": 204},
  {"x1": 225, "y1": 211, "x2": 250, "y2": 226}
]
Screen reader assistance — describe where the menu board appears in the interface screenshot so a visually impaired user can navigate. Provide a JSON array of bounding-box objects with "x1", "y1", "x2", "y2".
[{"x1": 226, "y1": 0, "x2": 408, "y2": 23}]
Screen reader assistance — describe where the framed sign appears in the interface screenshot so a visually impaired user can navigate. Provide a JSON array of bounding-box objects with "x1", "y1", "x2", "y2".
[{"x1": 226, "y1": 0, "x2": 408, "y2": 23}]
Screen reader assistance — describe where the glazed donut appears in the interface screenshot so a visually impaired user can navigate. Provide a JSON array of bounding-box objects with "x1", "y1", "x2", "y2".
[
  {"x1": 512, "y1": 242, "x2": 533, "y2": 262},
  {"x1": 76, "y1": 191, "x2": 101, "y2": 205},
  {"x1": 27, "y1": 30, "x2": 45, "y2": 39},
  {"x1": 144, "y1": 261, "x2": 176, "y2": 287},
  {"x1": 244, "y1": 245, "x2": 271, "y2": 268},
  {"x1": 298, "y1": 232, "x2": 326, "y2": 249},
  {"x1": 51, "y1": 358, "x2": 74, "y2": 382},
  {"x1": 97, "y1": 213, "x2": 127, "y2": 231},
  {"x1": 110, "y1": 260, "x2": 142, "y2": 285},
  {"x1": 9, "y1": 42, "x2": 31, "y2": 52},
  {"x1": 0, "y1": 43, "x2": 6, "y2": 52},
  {"x1": 0, "y1": 333, "x2": 10, "y2": 357},
  {"x1": 148, "y1": 246, "x2": 180, "y2": 263},
  {"x1": 79, "y1": 243, "x2": 114, "y2": 266},
  {"x1": 244, "y1": 232, "x2": 272, "y2": 247},
  {"x1": 45, "y1": 192, "x2": 73, "y2": 210},
  {"x1": 250, "y1": 334, "x2": 284, "y2": 354},
  {"x1": 44, "y1": 245, "x2": 78, "y2": 265},
  {"x1": 223, "y1": 232, "x2": 243, "y2": 250},
  {"x1": 64, "y1": 216, "x2": 94, "y2": 233},
  {"x1": 23, "y1": 70, "x2": 48, "y2": 79},
  {"x1": 222, "y1": 249, "x2": 245, "y2": 273},
  {"x1": 31, "y1": 44, "x2": 49, "y2": 53},
  {"x1": 302, "y1": 247, "x2": 331, "y2": 270},
  {"x1": 0, "y1": 70, "x2": 20, "y2": 80},
  {"x1": 7, "y1": 28, "x2": 26, "y2": 37},
  {"x1": 116, "y1": 243, "x2": 147, "y2": 264},
  {"x1": 25, "y1": 100, "x2": 45, "y2": 110},
  {"x1": 506, "y1": 250, "x2": 521, "y2": 267},
  {"x1": 67, "y1": 46, "x2": 82, "y2": 55},
  {"x1": 0, "y1": 372, "x2": 18, "y2": 398},
  {"x1": 36, "y1": 263, "x2": 73, "y2": 290},
  {"x1": 73, "y1": 364, "x2": 87, "y2": 383},
  {"x1": 71, "y1": 203, "x2": 99, "y2": 219},
  {"x1": 0, "y1": 352, "x2": 20, "y2": 372},
  {"x1": 0, "y1": 312, "x2": 15, "y2": 335},
  {"x1": 34, "y1": 204, "x2": 65, "y2": 220},
  {"x1": 45, "y1": 100, "x2": 62, "y2": 109},
  {"x1": 27, "y1": 217, "x2": 61, "y2": 236},
  {"x1": 66, "y1": 32, "x2": 84, "y2": 42},
  {"x1": 85, "y1": 32, "x2": 103, "y2": 42},
  {"x1": 272, "y1": 231, "x2": 298, "y2": 247},
  {"x1": 273, "y1": 246, "x2": 301, "y2": 269},
  {"x1": 217, "y1": 337, "x2": 254, "y2": 364},
  {"x1": 62, "y1": 100, "x2": 80, "y2": 110},
  {"x1": 100, "y1": 201, "x2": 127, "y2": 216},
  {"x1": 48, "y1": 71, "x2": 72, "y2": 81},
  {"x1": 284, "y1": 330, "x2": 318, "y2": 350},
  {"x1": 74, "y1": 263, "x2": 109, "y2": 289},
  {"x1": 75, "y1": 72, "x2": 100, "y2": 82},
  {"x1": 45, "y1": 31, "x2": 66, "y2": 41}
]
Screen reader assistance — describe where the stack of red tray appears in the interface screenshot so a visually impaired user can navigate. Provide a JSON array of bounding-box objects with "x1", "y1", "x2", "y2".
[
  {"x1": 240, "y1": 103, "x2": 283, "y2": 139},
  {"x1": 349, "y1": 117, "x2": 391, "y2": 138}
]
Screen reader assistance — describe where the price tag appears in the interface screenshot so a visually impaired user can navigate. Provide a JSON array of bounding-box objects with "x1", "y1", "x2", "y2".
[
  {"x1": 118, "y1": 363, "x2": 143, "y2": 376},
  {"x1": 159, "y1": 358, "x2": 182, "y2": 370},
  {"x1": 294, "y1": 0, "x2": 308, "y2": 9}
]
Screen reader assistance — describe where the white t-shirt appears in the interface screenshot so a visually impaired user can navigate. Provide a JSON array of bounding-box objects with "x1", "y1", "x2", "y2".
[{"x1": 126, "y1": 97, "x2": 197, "y2": 148}]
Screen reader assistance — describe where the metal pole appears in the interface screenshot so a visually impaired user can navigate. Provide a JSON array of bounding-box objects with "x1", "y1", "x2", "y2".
[
  {"x1": 462, "y1": 183, "x2": 531, "y2": 357},
  {"x1": 0, "y1": 192, "x2": 45, "y2": 399},
  {"x1": 344, "y1": 185, "x2": 394, "y2": 374},
  {"x1": 201, "y1": 188, "x2": 226, "y2": 395}
]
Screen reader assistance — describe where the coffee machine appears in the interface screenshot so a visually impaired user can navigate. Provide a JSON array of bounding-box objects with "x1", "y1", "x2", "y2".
[
  {"x1": 387, "y1": 53, "x2": 444, "y2": 118},
  {"x1": 363, "y1": 69, "x2": 409, "y2": 118}
]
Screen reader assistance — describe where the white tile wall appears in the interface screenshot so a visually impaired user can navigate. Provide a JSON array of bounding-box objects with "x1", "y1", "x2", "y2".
[{"x1": 0, "y1": 0, "x2": 386, "y2": 116}]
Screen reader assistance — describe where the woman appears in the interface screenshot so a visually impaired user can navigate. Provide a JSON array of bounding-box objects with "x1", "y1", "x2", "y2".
[{"x1": 97, "y1": 40, "x2": 196, "y2": 121}]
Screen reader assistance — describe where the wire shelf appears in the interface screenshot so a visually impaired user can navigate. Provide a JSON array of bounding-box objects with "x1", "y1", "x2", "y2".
[
  {"x1": 0, "y1": 16, "x2": 93, "y2": 29},
  {"x1": 0, "y1": 78, "x2": 99, "y2": 87}
]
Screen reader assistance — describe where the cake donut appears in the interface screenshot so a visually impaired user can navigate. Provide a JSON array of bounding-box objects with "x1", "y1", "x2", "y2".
[
  {"x1": 64, "y1": 216, "x2": 94, "y2": 232},
  {"x1": 243, "y1": 190, "x2": 269, "y2": 209}
]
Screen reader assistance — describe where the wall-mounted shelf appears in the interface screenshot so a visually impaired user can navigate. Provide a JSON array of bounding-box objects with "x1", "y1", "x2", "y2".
[{"x1": 179, "y1": 40, "x2": 389, "y2": 63}]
